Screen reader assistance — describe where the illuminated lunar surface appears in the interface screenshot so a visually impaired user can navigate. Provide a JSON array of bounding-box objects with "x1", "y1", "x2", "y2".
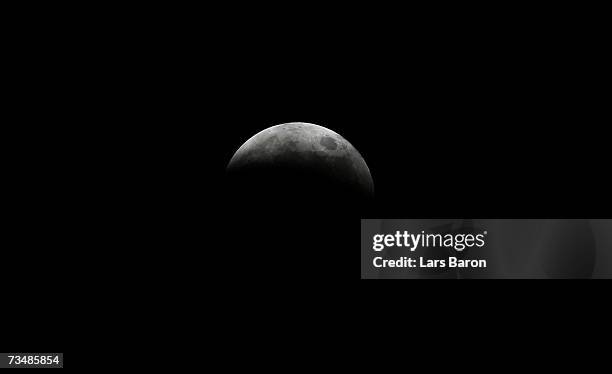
[{"x1": 227, "y1": 122, "x2": 374, "y2": 199}]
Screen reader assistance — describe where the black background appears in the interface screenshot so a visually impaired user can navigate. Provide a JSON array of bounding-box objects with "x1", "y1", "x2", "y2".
[{"x1": 3, "y1": 7, "x2": 610, "y2": 364}]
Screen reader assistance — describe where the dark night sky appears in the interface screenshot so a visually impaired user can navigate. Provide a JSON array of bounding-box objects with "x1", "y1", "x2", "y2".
[{"x1": 6, "y1": 6, "x2": 609, "y2": 361}]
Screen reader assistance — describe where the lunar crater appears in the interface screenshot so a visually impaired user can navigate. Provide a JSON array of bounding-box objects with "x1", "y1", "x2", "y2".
[{"x1": 320, "y1": 136, "x2": 338, "y2": 150}]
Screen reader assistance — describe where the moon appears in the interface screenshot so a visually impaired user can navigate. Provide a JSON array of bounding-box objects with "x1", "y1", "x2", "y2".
[{"x1": 226, "y1": 122, "x2": 374, "y2": 206}]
